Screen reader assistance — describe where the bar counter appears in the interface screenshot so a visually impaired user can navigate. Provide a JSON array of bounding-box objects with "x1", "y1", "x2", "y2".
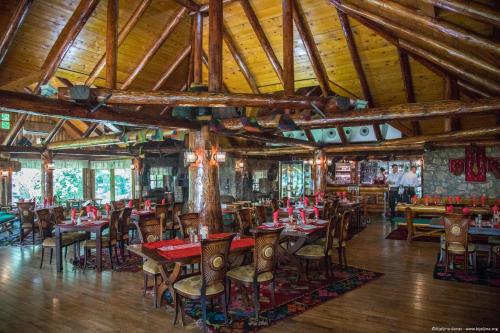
[{"x1": 327, "y1": 184, "x2": 387, "y2": 213}]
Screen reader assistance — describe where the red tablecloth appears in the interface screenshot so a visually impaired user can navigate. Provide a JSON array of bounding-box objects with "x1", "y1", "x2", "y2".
[
  {"x1": 155, "y1": 234, "x2": 255, "y2": 261},
  {"x1": 143, "y1": 239, "x2": 185, "y2": 249}
]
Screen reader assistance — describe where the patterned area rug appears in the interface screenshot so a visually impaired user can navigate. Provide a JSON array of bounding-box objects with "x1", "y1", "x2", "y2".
[
  {"x1": 70, "y1": 253, "x2": 143, "y2": 273},
  {"x1": 433, "y1": 254, "x2": 500, "y2": 288},
  {"x1": 0, "y1": 225, "x2": 42, "y2": 247},
  {"x1": 167, "y1": 264, "x2": 382, "y2": 332}
]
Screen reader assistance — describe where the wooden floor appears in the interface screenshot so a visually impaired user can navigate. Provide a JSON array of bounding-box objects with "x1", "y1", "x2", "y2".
[{"x1": 0, "y1": 218, "x2": 499, "y2": 333}]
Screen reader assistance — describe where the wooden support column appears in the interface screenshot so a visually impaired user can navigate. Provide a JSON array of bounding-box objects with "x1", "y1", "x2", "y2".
[
  {"x1": 106, "y1": 0, "x2": 118, "y2": 89},
  {"x1": 0, "y1": 0, "x2": 33, "y2": 66},
  {"x1": 283, "y1": 0, "x2": 294, "y2": 97},
  {"x1": 188, "y1": 127, "x2": 223, "y2": 233},
  {"x1": 41, "y1": 151, "x2": 54, "y2": 201},
  {"x1": 312, "y1": 149, "x2": 327, "y2": 195},
  {"x1": 209, "y1": 0, "x2": 223, "y2": 93}
]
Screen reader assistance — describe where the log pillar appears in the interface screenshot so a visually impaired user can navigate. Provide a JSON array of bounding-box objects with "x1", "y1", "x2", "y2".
[
  {"x1": 312, "y1": 149, "x2": 327, "y2": 195},
  {"x1": 188, "y1": 125, "x2": 223, "y2": 233},
  {"x1": 42, "y1": 151, "x2": 54, "y2": 201}
]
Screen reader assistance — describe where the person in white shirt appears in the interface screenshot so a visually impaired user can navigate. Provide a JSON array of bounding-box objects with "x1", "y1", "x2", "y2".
[
  {"x1": 387, "y1": 164, "x2": 402, "y2": 221},
  {"x1": 400, "y1": 166, "x2": 418, "y2": 203}
]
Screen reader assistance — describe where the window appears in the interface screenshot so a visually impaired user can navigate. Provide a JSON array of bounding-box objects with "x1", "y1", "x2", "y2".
[
  {"x1": 114, "y1": 168, "x2": 132, "y2": 200},
  {"x1": 150, "y1": 174, "x2": 164, "y2": 189},
  {"x1": 253, "y1": 170, "x2": 268, "y2": 192},
  {"x1": 1, "y1": 113, "x2": 10, "y2": 130},
  {"x1": 95, "y1": 169, "x2": 111, "y2": 203},
  {"x1": 12, "y1": 168, "x2": 42, "y2": 202},
  {"x1": 54, "y1": 168, "x2": 83, "y2": 202}
]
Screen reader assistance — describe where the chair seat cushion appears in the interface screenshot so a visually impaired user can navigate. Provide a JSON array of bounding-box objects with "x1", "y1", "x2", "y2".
[
  {"x1": 42, "y1": 236, "x2": 74, "y2": 247},
  {"x1": 488, "y1": 236, "x2": 500, "y2": 245},
  {"x1": 226, "y1": 265, "x2": 273, "y2": 283},
  {"x1": 22, "y1": 223, "x2": 33, "y2": 229},
  {"x1": 313, "y1": 237, "x2": 345, "y2": 248},
  {"x1": 143, "y1": 260, "x2": 160, "y2": 274},
  {"x1": 173, "y1": 275, "x2": 224, "y2": 297},
  {"x1": 83, "y1": 238, "x2": 116, "y2": 248},
  {"x1": 296, "y1": 244, "x2": 331, "y2": 258},
  {"x1": 332, "y1": 238, "x2": 346, "y2": 248},
  {"x1": 441, "y1": 242, "x2": 475, "y2": 254}
]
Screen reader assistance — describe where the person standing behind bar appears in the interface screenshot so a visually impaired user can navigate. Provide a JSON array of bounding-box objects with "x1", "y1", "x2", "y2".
[
  {"x1": 400, "y1": 166, "x2": 418, "y2": 203},
  {"x1": 387, "y1": 164, "x2": 402, "y2": 221}
]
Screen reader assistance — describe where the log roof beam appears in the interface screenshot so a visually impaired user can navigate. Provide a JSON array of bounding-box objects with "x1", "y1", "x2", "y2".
[{"x1": 0, "y1": 0, "x2": 33, "y2": 66}]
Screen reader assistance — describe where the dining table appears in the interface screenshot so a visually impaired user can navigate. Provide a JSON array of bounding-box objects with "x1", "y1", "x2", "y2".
[
  {"x1": 54, "y1": 218, "x2": 109, "y2": 272},
  {"x1": 127, "y1": 234, "x2": 255, "y2": 307},
  {"x1": 257, "y1": 218, "x2": 327, "y2": 280}
]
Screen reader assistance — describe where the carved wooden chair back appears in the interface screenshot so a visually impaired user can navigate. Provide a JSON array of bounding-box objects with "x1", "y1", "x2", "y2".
[
  {"x1": 325, "y1": 212, "x2": 340, "y2": 253},
  {"x1": 52, "y1": 206, "x2": 65, "y2": 224},
  {"x1": 134, "y1": 217, "x2": 163, "y2": 243},
  {"x1": 18, "y1": 202, "x2": 35, "y2": 225},
  {"x1": 322, "y1": 200, "x2": 332, "y2": 220},
  {"x1": 111, "y1": 200, "x2": 125, "y2": 211},
  {"x1": 338, "y1": 209, "x2": 352, "y2": 244},
  {"x1": 155, "y1": 204, "x2": 169, "y2": 230},
  {"x1": 177, "y1": 213, "x2": 200, "y2": 239},
  {"x1": 444, "y1": 214, "x2": 469, "y2": 248},
  {"x1": 108, "y1": 210, "x2": 121, "y2": 242},
  {"x1": 271, "y1": 198, "x2": 279, "y2": 212},
  {"x1": 253, "y1": 227, "x2": 284, "y2": 276},
  {"x1": 200, "y1": 234, "x2": 234, "y2": 290},
  {"x1": 254, "y1": 205, "x2": 266, "y2": 226},
  {"x1": 236, "y1": 208, "x2": 254, "y2": 235},
  {"x1": 118, "y1": 208, "x2": 132, "y2": 237},
  {"x1": 35, "y1": 208, "x2": 53, "y2": 239}
]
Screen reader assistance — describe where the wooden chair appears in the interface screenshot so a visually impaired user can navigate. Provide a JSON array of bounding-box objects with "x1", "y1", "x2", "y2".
[
  {"x1": 52, "y1": 205, "x2": 87, "y2": 254},
  {"x1": 173, "y1": 234, "x2": 235, "y2": 332},
  {"x1": 118, "y1": 208, "x2": 132, "y2": 258},
  {"x1": 36, "y1": 208, "x2": 75, "y2": 269},
  {"x1": 134, "y1": 217, "x2": 164, "y2": 308},
  {"x1": 271, "y1": 198, "x2": 279, "y2": 212},
  {"x1": 18, "y1": 202, "x2": 35, "y2": 244},
  {"x1": 226, "y1": 228, "x2": 283, "y2": 321},
  {"x1": 177, "y1": 213, "x2": 200, "y2": 240},
  {"x1": 321, "y1": 200, "x2": 332, "y2": 220},
  {"x1": 51, "y1": 206, "x2": 65, "y2": 224},
  {"x1": 333, "y1": 209, "x2": 352, "y2": 266},
  {"x1": 171, "y1": 202, "x2": 184, "y2": 238},
  {"x1": 83, "y1": 210, "x2": 121, "y2": 270},
  {"x1": 442, "y1": 215, "x2": 476, "y2": 274},
  {"x1": 155, "y1": 203, "x2": 170, "y2": 236},
  {"x1": 236, "y1": 208, "x2": 254, "y2": 236},
  {"x1": 296, "y1": 214, "x2": 338, "y2": 280},
  {"x1": 254, "y1": 205, "x2": 266, "y2": 226},
  {"x1": 111, "y1": 200, "x2": 125, "y2": 211}
]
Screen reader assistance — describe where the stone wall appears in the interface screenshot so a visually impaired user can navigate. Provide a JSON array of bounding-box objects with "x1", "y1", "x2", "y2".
[{"x1": 423, "y1": 147, "x2": 499, "y2": 197}]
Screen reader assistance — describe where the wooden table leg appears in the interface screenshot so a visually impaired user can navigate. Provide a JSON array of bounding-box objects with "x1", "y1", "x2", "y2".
[
  {"x1": 96, "y1": 229, "x2": 102, "y2": 272},
  {"x1": 55, "y1": 227, "x2": 63, "y2": 272},
  {"x1": 157, "y1": 262, "x2": 183, "y2": 307}
]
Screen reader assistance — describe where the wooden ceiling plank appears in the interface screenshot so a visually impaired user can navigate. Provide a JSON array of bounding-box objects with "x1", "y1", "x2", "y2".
[
  {"x1": 86, "y1": 0, "x2": 152, "y2": 86},
  {"x1": 223, "y1": 26, "x2": 259, "y2": 94},
  {"x1": 0, "y1": 0, "x2": 33, "y2": 66},
  {"x1": 121, "y1": 6, "x2": 188, "y2": 90},
  {"x1": 106, "y1": 0, "x2": 118, "y2": 90},
  {"x1": 153, "y1": 45, "x2": 191, "y2": 91},
  {"x1": 397, "y1": 48, "x2": 420, "y2": 136},
  {"x1": 33, "y1": 0, "x2": 100, "y2": 94},
  {"x1": 419, "y1": 0, "x2": 500, "y2": 28},
  {"x1": 239, "y1": 0, "x2": 284, "y2": 86},
  {"x1": 208, "y1": 0, "x2": 224, "y2": 93},
  {"x1": 292, "y1": 0, "x2": 330, "y2": 97},
  {"x1": 282, "y1": 0, "x2": 294, "y2": 97}
]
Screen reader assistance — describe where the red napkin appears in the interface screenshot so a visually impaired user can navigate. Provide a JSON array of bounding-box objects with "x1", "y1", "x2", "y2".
[
  {"x1": 286, "y1": 198, "x2": 291, "y2": 208},
  {"x1": 481, "y1": 195, "x2": 486, "y2": 206},
  {"x1": 433, "y1": 196, "x2": 440, "y2": 205},
  {"x1": 462, "y1": 207, "x2": 470, "y2": 215},
  {"x1": 313, "y1": 206, "x2": 319, "y2": 219},
  {"x1": 424, "y1": 196, "x2": 429, "y2": 205},
  {"x1": 446, "y1": 205, "x2": 454, "y2": 213},
  {"x1": 411, "y1": 196, "x2": 418, "y2": 204},
  {"x1": 43, "y1": 197, "x2": 47, "y2": 207},
  {"x1": 71, "y1": 208, "x2": 77, "y2": 220},
  {"x1": 315, "y1": 192, "x2": 319, "y2": 206},
  {"x1": 492, "y1": 205, "x2": 498, "y2": 214},
  {"x1": 273, "y1": 210, "x2": 279, "y2": 222},
  {"x1": 471, "y1": 196, "x2": 477, "y2": 207},
  {"x1": 128, "y1": 200, "x2": 133, "y2": 208},
  {"x1": 287, "y1": 206, "x2": 294, "y2": 216},
  {"x1": 300, "y1": 209, "x2": 306, "y2": 223},
  {"x1": 342, "y1": 191, "x2": 346, "y2": 198},
  {"x1": 455, "y1": 196, "x2": 461, "y2": 204},
  {"x1": 161, "y1": 198, "x2": 166, "y2": 205},
  {"x1": 304, "y1": 197, "x2": 309, "y2": 207},
  {"x1": 86, "y1": 205, "x2": 91, "y2": 213},
  {"x1": 447, "y1": 196, "x2": 453, "y2": 204}
]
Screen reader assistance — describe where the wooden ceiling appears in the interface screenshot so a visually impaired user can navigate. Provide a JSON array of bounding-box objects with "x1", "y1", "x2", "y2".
[{"x1": 0, "y1": 0, "x2": 498, "y2": 148}]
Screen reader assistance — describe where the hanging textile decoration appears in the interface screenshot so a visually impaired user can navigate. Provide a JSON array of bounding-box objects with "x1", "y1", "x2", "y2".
[
  {"x1": 448, "y1": 159, "x2": 464, "y2": 176},
  {"x1": 465, "y1": 145, "x2": 487, "y2": 182}
]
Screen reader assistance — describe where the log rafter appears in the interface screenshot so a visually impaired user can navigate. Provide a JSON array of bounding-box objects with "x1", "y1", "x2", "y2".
[
  {"x1": 0, "y1": 0, "x2": 33, "y2": 66},
  {"x1": 397, "y1": 48, "x2": 420, "y2": 136}
]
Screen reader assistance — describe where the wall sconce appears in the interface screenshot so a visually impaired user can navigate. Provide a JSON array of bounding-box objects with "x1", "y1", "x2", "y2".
[
  {"x1": 184, "y1": 151, "x2": 198, "y2": 166},
  {"x1": 236, "y1": 160, "x2": 245, "y2": 169},
  {"x1": 1, "y1": 171, "x2": 8, "y2": 178},
  {"x1": 304, "y1": 159, "x2": 314, "y2": 165},
  {"x1": 327, "y1": 158, "x2": 333, "y2": 166},
  {"x1": 213, "y1": 151, "x2": 226, "y2": 163},
  {"x1": 130, "y1": 164, "x2": 136, "y2": 170},
  {"x1": 46, "y1": 162, "x2": 55, "y2": 170}
]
